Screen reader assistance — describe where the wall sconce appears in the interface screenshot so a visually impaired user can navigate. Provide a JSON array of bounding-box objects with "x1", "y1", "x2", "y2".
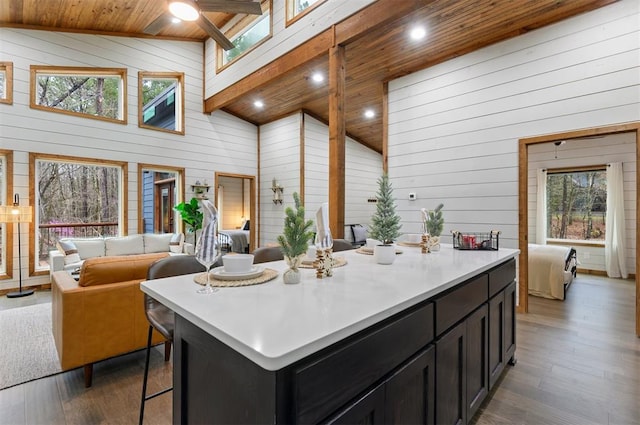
[{"x1": 272, "y1": 178, "x2": 284, "y2": 205}]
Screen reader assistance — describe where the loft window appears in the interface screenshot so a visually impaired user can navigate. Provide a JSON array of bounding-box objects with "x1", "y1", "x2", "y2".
[
  {"x1": 0, "y1": 62, "x2": 13, "y2": 105},
  {"x1": 286, "y1": 0, "x2": 326, "y2": 26},
  {"x1": 217, "y1": 0, "x2": 272, "y2": 71},
  {"x1": 546, "y1": 167, "x2": 607, "y2": 242},
  {"x1": 138, "y1": 72, "x2": 185, "y2": 135},
  {"x1": 30, "y1": 66, "x2": 127, "y2": 124}
]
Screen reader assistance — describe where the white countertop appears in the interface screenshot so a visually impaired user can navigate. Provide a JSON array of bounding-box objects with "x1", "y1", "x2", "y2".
[{"x1": 140, "y1": 244, "x2": 519, "y2": 371}]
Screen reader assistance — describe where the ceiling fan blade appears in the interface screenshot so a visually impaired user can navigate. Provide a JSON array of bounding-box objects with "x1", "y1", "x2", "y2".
[
  {"x1": 143, "y1": 12, "x2": 174, "y2": 35},
  {"x1": 198, "y1": 0, "x2": 263, "y2": 15},
  {"x1": 196, "y1": 15, "x2": 235, "y2": 50}
]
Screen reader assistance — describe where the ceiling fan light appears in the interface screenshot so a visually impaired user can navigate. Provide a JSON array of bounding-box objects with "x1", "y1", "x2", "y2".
[{"x1": 169, "y1": 1, "x2": 199, "y2": 21}]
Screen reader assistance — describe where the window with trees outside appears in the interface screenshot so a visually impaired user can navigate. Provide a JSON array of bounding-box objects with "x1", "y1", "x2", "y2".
[
  {"x1": 286, "y1": 0, "x2": 326, "y2": 25},
  {"x1": 217, "y1": 0, "x2": 272, "y2": 71},
  {"x1": 546, "y1": 167, "x2": 607, "y2": 242},
  {"x1": 33, "y1": 154, "x2": 126, "y2": 271},
  {"x1": 0, "y1": 62, "x2": 13, "y2": 105},
  {"x1": 30, "y1": 66, "x2": 127, "y2": 124},
  {"x1": 138, "y1": 72, "x2": 185, "y2": 135}
]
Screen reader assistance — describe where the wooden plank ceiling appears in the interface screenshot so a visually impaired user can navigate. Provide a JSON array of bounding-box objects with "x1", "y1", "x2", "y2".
[{"x1": 1, "y1": 0, "x2": 617, "y2": 152}]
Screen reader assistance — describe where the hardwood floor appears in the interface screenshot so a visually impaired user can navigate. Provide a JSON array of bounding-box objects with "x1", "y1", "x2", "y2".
[{"x1": 0, "y1": 274, "x2": 637, "y2": 424}]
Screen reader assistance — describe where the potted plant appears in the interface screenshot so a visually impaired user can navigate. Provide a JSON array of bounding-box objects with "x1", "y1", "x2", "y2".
[
  {"x1": 174, "y1": 197, "x2": 203, "y2": 245},
  {"x1": 277, "y1": 192, "x2": 315, "y2": 284},
  {"x1": 369, "y1": 173, "x2": 402, "y2": 264},
  {"x1": 421, "y1": 203, "x2": 444, "y2": 252}
]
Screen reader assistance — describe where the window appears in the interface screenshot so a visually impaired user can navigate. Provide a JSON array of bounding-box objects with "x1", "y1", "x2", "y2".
[
  {"x1": 0, "y1": 150, "x2": 12, "y2": 277},
  {"x1": 286, "y1": 0, "x2": 326, "y2": 26},
  {"x1": 0, "y1": 62, "x2": 13, "y2": 105},
  {"x1": 546, "y1": 167, "x2": 607, "y2": 242},
  {"x1": 30, "y1": 66, "x2": 127, "y2": 124},
  {"x1": 32, "y1": 154, "x2": 127, "y2": 272},
  {"x1": 138, "y1": 72, "x2": 185, "y2": 135},
  {"x1": 217, "y1": 0, "x2": 272, "y2": 71},
  {"x1": 137, "y1": 164, "x2": 184, "y2": 234}
]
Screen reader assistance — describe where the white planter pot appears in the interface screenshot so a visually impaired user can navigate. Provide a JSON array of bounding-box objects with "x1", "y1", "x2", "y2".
[{"x1": 373, "y1": 244, "x2": 396, "y2": 265}]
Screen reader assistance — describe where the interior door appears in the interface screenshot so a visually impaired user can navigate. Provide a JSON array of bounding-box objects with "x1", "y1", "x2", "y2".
[{"x1": 155, "y1": 179, "x2": 176, "y2": 233}]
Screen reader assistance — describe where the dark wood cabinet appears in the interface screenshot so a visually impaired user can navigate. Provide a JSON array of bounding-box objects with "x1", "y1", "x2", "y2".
[
  {"x1": 489, "y1": 278, "x2": 517, "y2": 390},
  {"x1": 326, "y1": 345, "x2": 436, "y2": 425},
  {"x1": 466, "y1": 304, "x2": 488, "y2": 421},
  {"x1": 436, "y1": 321, "x2": 466, "y2": 425}
]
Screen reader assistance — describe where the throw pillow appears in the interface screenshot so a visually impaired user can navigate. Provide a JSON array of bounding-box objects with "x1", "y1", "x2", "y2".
[
  {"x1": 169, "y1": 233, "x2": 185, "y2": 253},
  {"x1": 351, "y1": 224, "x2": 368, "y2": 244},
  {"x1": 105, "y1": 234, "x2": 145, "y2": 256},
  {"x1": 143, "y1": 233, "x2": 173, "y2": 253},
  {"x1": 241, "y1": 219, "x2": 250, "y2": 231},
  {"x1": 57, "y1": 239, "x2": 81, "y2": 265}
]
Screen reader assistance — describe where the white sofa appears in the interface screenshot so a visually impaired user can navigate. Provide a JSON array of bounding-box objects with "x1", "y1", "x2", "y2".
[{"x1": 49, "y1": 233, "x2": 193, "y2": 278}]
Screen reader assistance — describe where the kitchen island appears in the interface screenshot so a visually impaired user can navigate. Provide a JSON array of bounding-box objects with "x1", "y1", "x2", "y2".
[{"x1": 141, "y1": 245, "x2": 519, "y2": 424}]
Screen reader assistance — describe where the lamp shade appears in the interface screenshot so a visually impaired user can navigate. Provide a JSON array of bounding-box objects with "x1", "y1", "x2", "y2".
[{"x1": 0, "y1": 205, "x2": 32, "y2": 223}]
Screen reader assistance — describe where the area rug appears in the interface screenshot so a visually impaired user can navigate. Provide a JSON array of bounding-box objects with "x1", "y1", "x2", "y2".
[{"x1": 0, "y1": 303, "x2": 62, "y2": 390}]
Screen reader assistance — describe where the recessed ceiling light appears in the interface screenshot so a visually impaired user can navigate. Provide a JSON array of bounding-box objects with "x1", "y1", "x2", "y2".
[
  {"x1": 409, "y1": 26, "x2": 427, "y2": 40},
  {"x1": 254, "y1": 100, "x2": 264, "y2": 108},
  {"x1": 311, "y1": 72, "x2": 324, "y2": 83},
  {"x1": 364, "y1": 109, "x2": 375, "y2": 118},
  {"x1": 169, "y1": 1, "x2": 199, "y2": 22}
]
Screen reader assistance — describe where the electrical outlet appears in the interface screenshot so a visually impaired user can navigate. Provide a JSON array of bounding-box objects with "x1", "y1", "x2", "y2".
[{"x1": 409, "y1": 192, "x2": 417, "y2": 201}]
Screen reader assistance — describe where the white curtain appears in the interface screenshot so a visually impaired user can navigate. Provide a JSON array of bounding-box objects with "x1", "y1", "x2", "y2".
[
  {"x1": 217, "y1": 185, "x2": 224, "y2": 230},
  {"x1": 536, "y1": 169, "x2": 547, "y2": 245},
  {"x1": 605, "y1": 163, "x2": 628, "y2": 278}
]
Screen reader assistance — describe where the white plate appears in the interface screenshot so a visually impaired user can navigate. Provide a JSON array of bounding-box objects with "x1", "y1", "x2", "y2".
[{"x1": 211, "y1": 266, "x2": 263, "y2": 281}]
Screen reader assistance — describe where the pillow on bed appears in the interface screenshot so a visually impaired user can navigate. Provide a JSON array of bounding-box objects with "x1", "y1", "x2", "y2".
[{"x1": 241, "y1": 220, "x2": 250, "y2": 231}]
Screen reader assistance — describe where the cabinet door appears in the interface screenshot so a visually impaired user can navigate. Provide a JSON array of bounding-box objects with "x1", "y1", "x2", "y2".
[
  {"x1": 504, "y1": 281, "x2": 517, "y2": 362},
  {"x1": 488, "y1": 292, "x2": 505, "y2": 390},
  {"x1": 385, "y1": 345, "x2": 435, "y2": 425},
  {"x1": 324, "y1": 384, "x2": 385, "y2": 425},
  {"x1": 466, "y1": 304, "x2": 489, "y2": 421},
  {"x1": 436, "y1": 321, "x2": 466, "y2": 425}
]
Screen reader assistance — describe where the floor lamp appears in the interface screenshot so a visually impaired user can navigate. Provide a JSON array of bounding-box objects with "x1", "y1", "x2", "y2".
[{"x1": 0, "y1": 194, "x2": 34, "y2": 298}]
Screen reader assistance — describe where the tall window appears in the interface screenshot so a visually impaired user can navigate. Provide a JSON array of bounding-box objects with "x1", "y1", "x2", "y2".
[
  {"x1": 138, "y1": 72, "x2": 185, "y2": 135},
  {"x1": 546, "y1": 167, "x2": 607, "y2": 241},
  {"x1": 32, "y1": 154, "x2": 126, "y2": 271},
  {"x1": 286, "y1": 0, "x2": 326, "y2": 25},
  {"x1": 0, "y1": 151, "x2": 11, "y2": 276},
  {"x1": 0, "y1": 62, "x2": 13, "y2": 105},
  {"x1": 30, "y1": 66, "x2": 127, "y2": 124},
  {"x1": 217, "y1": 0, "x2": 272, "y2": 71},
  {"x1": 138, "y1": 164, "x2": 184, "y2": 234}
]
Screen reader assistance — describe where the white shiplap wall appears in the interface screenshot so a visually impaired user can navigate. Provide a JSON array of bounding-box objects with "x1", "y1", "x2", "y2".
[
  {"x1": 259, "y1": 113, "x2": 301, "y2": 246},
  {"x1": 303, "y1": 115, "x2": 330, "y2": 225},
  {"x1": 204, "y1": 0, "x2": 376, "y2": 98},
  {"x1": 528, "y1": 133, "x2": 636, "y2": 273},
  {"x1": 0, "y1": 29, "x2": 257, "y2": 290},
  {"x1": 387, "y1": 0, "x2": 640, "y2": 250}
]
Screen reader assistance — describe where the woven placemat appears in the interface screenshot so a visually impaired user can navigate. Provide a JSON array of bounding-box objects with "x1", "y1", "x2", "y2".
[
  {"x1": 355, "y1": 247, "x2": 403, "y2": 255},
  {"x1": 299, "y1": 257, "x2": 348, "y2": 269},
  {"x1": 193, "y1": 268, "x2": 278, "y2": 287}
]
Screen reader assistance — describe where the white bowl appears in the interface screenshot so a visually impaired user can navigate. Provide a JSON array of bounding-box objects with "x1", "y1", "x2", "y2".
[{"x1": 222, "y1": 254, "x2": 254, "y2": 273}]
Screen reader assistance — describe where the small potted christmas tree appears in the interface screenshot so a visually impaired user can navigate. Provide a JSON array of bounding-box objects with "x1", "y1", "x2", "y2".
[
  {"x1": 421, "y1": 203, "x2": 444, "y2": 252},
  {"x1": 277, "y1": 192, "x2": 315, "y2": 283},
  {"x1": 369, "y1": 173, "x2": 402, "y2": 264}
]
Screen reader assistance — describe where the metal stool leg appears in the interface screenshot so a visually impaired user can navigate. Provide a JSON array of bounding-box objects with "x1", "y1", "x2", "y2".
[{"x1": 139, "y1": 325, "x2": 153, "y2": 425}]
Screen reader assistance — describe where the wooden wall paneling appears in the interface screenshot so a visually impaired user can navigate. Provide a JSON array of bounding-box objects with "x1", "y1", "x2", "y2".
[{"x1": 328, "y1": 42, "x2": 345, "y2": 239}]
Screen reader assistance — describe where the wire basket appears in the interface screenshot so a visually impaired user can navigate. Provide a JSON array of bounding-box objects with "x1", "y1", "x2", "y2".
[{"x1": 452, "y1": 230, "x2": 500, "y2": 250}]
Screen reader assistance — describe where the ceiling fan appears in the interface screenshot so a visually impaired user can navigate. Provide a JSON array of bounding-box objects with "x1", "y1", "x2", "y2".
[{"x1": 143, "y1": 0, "x2": 262, "y2": 50}]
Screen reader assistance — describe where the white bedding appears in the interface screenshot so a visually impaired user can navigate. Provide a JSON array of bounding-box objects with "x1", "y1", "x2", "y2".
[{"x1": 528, "y1": 244, "x2": 574, "y2": 300}]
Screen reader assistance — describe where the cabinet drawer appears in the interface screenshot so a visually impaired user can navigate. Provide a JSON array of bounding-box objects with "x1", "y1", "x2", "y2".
[
  {"x1": 435, "y1": 275, "x2": 488, "y2": 336},
  {"x1": 488, "y1": 258, "x2": 516, "y2": 298},
  {"x1": 294, "y1": 302, "x2": 434, "y2": 425}
]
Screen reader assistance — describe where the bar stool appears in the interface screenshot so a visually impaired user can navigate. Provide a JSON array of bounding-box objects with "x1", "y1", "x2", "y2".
[{"x1": 139, "y1": 255, "x2": 209, "y2": 425}]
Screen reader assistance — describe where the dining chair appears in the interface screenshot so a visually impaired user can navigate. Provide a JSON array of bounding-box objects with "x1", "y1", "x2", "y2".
[
  {"x1": 139, "y1": 255, "x2": 213, "y2": 425},
  {"x1": 252, "y1": 246, "x2": 284, "y2": 264},
  {"x1": 332, "y1": 239, "x2": 355, "y2": 252}
]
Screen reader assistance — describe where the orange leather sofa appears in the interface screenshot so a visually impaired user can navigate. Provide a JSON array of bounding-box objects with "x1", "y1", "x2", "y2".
[{"x1": 51, "y1": 252, "x2": 169, "y2": 387}]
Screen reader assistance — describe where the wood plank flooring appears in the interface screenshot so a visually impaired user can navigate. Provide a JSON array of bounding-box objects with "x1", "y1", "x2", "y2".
[{"x1": 0, "y1": 274, "x2": 637, "y2": 424}]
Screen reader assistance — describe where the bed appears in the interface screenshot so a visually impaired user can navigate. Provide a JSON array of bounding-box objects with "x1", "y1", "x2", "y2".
[
  {"x1": 219, "y1": 230, "x2": 250, "y2": 253},
  {"x1": 528, "y1": 244, "x2": 577, "y2": 300}
]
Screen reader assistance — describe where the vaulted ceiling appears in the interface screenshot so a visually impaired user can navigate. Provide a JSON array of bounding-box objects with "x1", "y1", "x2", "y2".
[{"x1": 0, "y1": 0, "x2": 617, "y2": 152}]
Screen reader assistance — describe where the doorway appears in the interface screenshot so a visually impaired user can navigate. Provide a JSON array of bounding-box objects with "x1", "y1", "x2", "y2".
[
  {"x1": 518, "y1": 123, "x2": 640, "y2": 336},
  {"x1": 214, "y1": 172, "x2": 256, "y2": 253}
]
